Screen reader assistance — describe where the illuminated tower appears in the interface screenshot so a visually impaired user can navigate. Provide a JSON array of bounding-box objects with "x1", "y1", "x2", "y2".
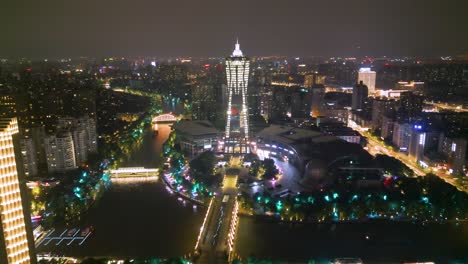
[
  {"x1": 224, "y1": 40, "x2": 250, "y2": 153},
  {"x1": 0, "y1": 118, "x2": 36, "y2": 264}
]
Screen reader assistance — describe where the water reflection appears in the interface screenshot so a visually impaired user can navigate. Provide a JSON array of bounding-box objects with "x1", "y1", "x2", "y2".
[
  {"x1": 236, "y1": 216, "x2": 468, "y2": 262},
  {"x1": 45, "y1": 125, "x2": 205, "y2": 258}
]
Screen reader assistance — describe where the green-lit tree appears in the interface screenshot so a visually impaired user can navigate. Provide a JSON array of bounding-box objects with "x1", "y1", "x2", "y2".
[{"x1": 189, "y1": 151, "x2": 217, "y2": 184}]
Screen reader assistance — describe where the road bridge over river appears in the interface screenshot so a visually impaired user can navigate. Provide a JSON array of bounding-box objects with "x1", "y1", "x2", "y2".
[{"x1": 193, "y1": 175, "x2": 240, "y2": 263}]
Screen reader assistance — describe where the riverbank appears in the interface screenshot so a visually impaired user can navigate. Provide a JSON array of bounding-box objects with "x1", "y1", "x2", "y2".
[
  {"x1": 160, "y1": 169, "x2": 206, "y2": 206},
  {"x1": 36, "y1": 181, "x2": 204, "y2": 258}
]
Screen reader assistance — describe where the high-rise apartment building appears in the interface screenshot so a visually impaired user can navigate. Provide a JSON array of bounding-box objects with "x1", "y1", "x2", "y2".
[
  {"x1": 438, "y1": 133, "x2": 467, "y2": 176},
  {"x1": 409, "y1": 127, "x2": 427, "y2": 164},
  {"x1": 371, "y1": 98, "x2": 396, "y2": 133},
  {"x1": 392, "y1": 122, "x2": 413, "y2": 151},
  {"x1": 71, "y1": 129, "x2": 88, "y2": 165},
  {"x1": 381, "y1": 116, "x2": 395, "y2": 140},
  {"x1": 44, "y1": 132, "x2": 77, "y2": 173},
  {"x1": 224, "y1": 40, "x2": 250, "y2": 153},
  {"x1": 0, "y1": 118, "x2": 37, "y2": 264},
  {"x1": 17, "y1": 138, "x2": 38, "y2": 179},
  {"x1": 56, "y1": 116, "x2": 97, "y2": 166},
  {"x1": 352, "y1": 81, "x2": 368, "y2": 110},
  {"x1": 358, "y1": 67, "x2": 376, "y2": 94}
]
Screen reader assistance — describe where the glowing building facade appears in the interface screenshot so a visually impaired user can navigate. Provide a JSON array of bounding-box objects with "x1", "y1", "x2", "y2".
[
  {"x1": 358, "y1": 67, "x2": 376, "y2": 94},
  {"x1": 0, "y1": 118, "x2": 36, "y2": 264},
  {"x1": 224, "y1": 41, "x2": 250, "y2": 153}
]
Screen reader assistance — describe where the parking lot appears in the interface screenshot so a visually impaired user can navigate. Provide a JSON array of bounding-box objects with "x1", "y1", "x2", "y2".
[{"x1": 36, "y1": 227, "x2": 93, "y2": 248}]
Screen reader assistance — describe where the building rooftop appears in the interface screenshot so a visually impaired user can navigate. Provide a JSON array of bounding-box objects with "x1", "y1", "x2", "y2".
[
  {"x1": 173, "y1": 120, "x2": 219, "y2": 137},
  {"x1": 257, "y1": 125, "x2": 372, "y2": 165},
  {"x1": 256, "y1": 125, "x2": 325, "y2": 145}
]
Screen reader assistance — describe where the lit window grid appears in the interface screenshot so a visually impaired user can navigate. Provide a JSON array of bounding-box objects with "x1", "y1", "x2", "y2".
[
  {"x1": 0, "y1": 118, "x2": 31, "y2": 264},
  {"x1": 358, "y1": 71, "x2": 376, "y2": 93},
  {"x1": 225, "y1": 58, "x2": 250, "y2": 139}
]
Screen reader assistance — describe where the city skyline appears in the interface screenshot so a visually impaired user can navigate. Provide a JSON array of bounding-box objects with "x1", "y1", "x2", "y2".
[
  {"x1": 1, "y1": 0, "x2": 467, "y2": 59},
  {"x1": 0, "y1": 1, "x2": 467, "y2": 262}
]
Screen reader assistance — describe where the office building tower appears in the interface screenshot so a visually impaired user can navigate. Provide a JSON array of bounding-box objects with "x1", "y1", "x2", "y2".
[
  {"x1": 358, "y1": 67, "x2": 376, "y2": 94},
  {"x1": 352, "y1": 81, "x2": 368, "y2": 110},
  {"x1": 310, "y1": 84, "x2": 325, "y2": 117},
  {"x1": 0, "y1": 118, "x2": 37, "y2": 264},
  {"x1": 392, "y1": 122, "x2": 412, "y2": 151},
  {"x1": 409, "y1": 126, "x2": 426, "y2": 164},
  {"x1": 224, "y1": 40, "x2": 250, "y2": 153}
]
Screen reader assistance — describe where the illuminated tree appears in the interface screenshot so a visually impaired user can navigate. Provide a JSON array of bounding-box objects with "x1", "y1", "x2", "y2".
[{"x1": 261, "y1": 158, "x2": 279, "y2": 180}]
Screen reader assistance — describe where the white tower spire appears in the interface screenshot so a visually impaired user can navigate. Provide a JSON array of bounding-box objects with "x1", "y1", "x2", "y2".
[{"x1": 232, "y1": 39, "x2": 243, "y2": 57}]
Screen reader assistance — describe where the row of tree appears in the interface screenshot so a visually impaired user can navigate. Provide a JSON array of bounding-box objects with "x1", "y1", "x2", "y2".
[{"x1": 240, "y1": 173, "x2": 468, "y2": 222}]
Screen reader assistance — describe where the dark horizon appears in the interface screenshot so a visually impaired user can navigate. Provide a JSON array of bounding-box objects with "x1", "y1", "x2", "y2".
[{"x1": 1, "y1": 0, "x2": 467, "y2": 59}]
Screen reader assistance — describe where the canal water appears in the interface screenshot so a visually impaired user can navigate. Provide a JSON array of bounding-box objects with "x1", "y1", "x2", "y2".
[
  {"x1": 38, "y1": 98, "x2": 468, "y2": 261},
  {"x1": 73, "y1": 124, "x2": 205, "y2": 258},
  {"x1": 38, "y1": 113, "x2": 205, "y2": 258},
  {"x1": 236, "y1": 217, "x2": 468, "y2": 262}
]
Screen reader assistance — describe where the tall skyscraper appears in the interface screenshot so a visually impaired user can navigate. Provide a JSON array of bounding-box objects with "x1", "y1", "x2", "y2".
[
  {"x1": 358, "y1": 67, "x2": 376, "y2": 94},
  {"x1": 0, "y1": 118, "x2": 37, "y2": 264},
  {"x1": 310, "y1": 84, "x2": 325, "y2": 117},
  {"x1": 352, "y1": 81, "x2": 369, "y2": 110},
  {"x1": 224, "y1": 40, "x2": 250, "y2": 153}
]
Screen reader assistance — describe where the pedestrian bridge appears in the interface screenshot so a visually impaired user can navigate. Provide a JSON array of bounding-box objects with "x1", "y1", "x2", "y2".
[
  {"x1": 109, "y1": 167, "x2": 159, "y2": 182},
  {"x1": 153, "y1": 113, "x2": 177, "y2": 123}
]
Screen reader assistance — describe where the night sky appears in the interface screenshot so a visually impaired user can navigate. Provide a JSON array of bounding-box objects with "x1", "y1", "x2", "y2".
[{"x1": 1, "y1": 0, "x2": 467, "y2": 58}]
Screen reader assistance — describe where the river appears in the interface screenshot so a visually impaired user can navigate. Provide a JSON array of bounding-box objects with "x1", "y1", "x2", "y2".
[
  {"x1": 37, "y1": 120, "x2": 205, "y2": 258},
  {"x1": 236, "y1": 217, "x2": 468, "y2": 262},
  {"x1": 37, "y1": 99, "x2": 468, "y2": 262}
]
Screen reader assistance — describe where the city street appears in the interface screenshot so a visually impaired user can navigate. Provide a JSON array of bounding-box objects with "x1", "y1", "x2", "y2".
[
  {"x1": 425, "y1": 101, "x2": 468, "y2": 113},
  {"x1": 196, "y1": 175, "x2": 239, "y2": 263},
  {"x1": 348, "y1": 120, "x2": 466, "y2": 193}
]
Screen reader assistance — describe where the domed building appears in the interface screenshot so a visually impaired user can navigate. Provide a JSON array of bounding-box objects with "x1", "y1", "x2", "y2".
[{"x1": 300, "y1": 159, "x2": 333, "y2": 190}]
